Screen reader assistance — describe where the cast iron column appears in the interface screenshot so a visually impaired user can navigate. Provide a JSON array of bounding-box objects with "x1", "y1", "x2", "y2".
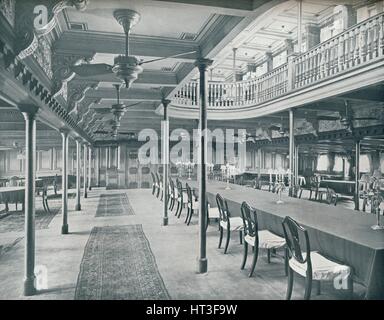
[
  {"x1": 355, "y1": 140, "x2": 360, "y2": 211},
  {"x1": 289, "y1": 109, "x2": 295, "y2": 191},
  {"x1": 83, "y1": 143, "x2": 88, "y2": 198},
  {"x1": 60, "y1": 129, "x2": 69, "y2": 234},
  {"x1": 162, "y1": 99, "x2": 170, "y2": 226},
  {"x1": 196, "y1": 58, "x2": 213, "y2": 273},
  {"x1": 75, "y1": 138, "x2": 82, "y2": 211},
  {"x1": 19, "y1": 105, "x2": 39, "y2": 296},
  {"x1": 88, "y1": 144, "x2": 92, "y2": 191}
]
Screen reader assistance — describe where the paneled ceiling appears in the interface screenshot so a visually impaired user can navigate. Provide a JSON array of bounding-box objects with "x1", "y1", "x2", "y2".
[
  {"x1": 0, "y1": 0, "x2": 383, "y2": 154},
  {"x1": 65, "y1": 0, "x2": 213, "y2": 38}
]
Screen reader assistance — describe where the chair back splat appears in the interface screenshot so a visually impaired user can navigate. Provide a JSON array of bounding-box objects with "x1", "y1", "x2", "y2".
[
  {"x1": 240, "y1": 201, "x2": 258, "y2": 240},
  {"x1": 282, "y1": 216, "x2": 310, "y2": 265},
  {"x1": 216, "y1": 193, "x2": 230, "y2": 223}
]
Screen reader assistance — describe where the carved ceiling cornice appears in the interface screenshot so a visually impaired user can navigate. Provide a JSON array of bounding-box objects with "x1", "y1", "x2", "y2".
[
  {"x1": 0, "y1": 38, "x2": 93, "y2": 144},
  {"x1": 14, "y1": 0, "x2": 89, "y2": 59}
]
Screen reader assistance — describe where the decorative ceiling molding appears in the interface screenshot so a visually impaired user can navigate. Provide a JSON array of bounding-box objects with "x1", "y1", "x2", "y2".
[
  {"x1": 14, "y1": 0, "x2": 89, "y2": 59},
  {"x1": 54, "y1": 31, "x2": 199, "y2": 59}
]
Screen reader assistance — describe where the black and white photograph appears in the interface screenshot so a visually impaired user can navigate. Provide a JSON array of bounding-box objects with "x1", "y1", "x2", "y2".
[{"x1": 0, "y1": 0, "x2": 383, "y2": 309}]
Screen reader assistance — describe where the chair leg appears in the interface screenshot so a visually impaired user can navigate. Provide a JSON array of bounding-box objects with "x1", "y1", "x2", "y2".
[
  {"x1": 175, "y1": 202, "x2": 180, "y2": 216},
  {"x1": 45, "y1": 198, "x2": 51, "y2": 214},
  {"x1": 240, "y1": 242, "x2": 248, "y2": 270},
  {"x1": 177, "y1": 203, "x2": 183, "y2": 219},
  {"x1": 224, "y1": 229, "x2": 231, "y2": 254},
  {"x1": 309, "y1": 190, "x2": 312, "y2": 200},
  {"x1": 284, "y1": 247, "x2": 289, "y2": 277},
  {"x1": 304, "y1": 275, "x2": 313, "y2": 300},
  {"x1": 286, "y1": 267, "x2": 294, "y2": 300},
  {"x1": 239, "y1": 230, "x2": 243, "y2": 244},
  {"x1": 267, "y1": 249, "x2": 271, "y2": 263},
  {"x1": 184, "y1": 207, "x2": 190, "y2": 223},
  {"x1": 249, "y1": 245, "x2": 259, "y2": 277},
  {"x1": 187, "y1": 208, "x2": 193, "y2": 225},
  {"x1": 218, "y1": 226, "x2": 223, "y2": 248},
  {"x1": 42, "y1": 197, "x2": 47, "y2": 212}
]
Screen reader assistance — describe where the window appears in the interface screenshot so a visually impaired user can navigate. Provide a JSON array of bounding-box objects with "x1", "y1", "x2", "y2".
[
  {"x1": 316, "y1": 154, "x2": 329, "y2": 171},
  {"x1": 333, "y1": 156, "x2": 343, "y2": 172},
  {"x1": 359, "y1": 154, "x2": 371, "y2": 173}
]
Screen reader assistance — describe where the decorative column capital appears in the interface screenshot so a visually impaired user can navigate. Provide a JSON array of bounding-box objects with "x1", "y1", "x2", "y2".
[
  {"x1": 18, "y1": 105, "x2": 39, "y2": 120},
  {"x1": 161, "y1": 99, "x2": 171, "y2": 107},
  {"x1": 195, "y1": 58, "x2": 213, "y2": 72},
  {"x1": 59, "y1": 128, "x2": 70, "y2": 136}
]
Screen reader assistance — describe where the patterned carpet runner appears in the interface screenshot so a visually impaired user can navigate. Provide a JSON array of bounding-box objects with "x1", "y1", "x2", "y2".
[
  {"x1": 95, "y1": 193, "x2": 135, "y2": 217},
  {"x1": 0, "y1": 206, "x2": 60, "y2": 233},
  {"x1": 74, "y1": 224, "x2": 170, "y2": 300}
]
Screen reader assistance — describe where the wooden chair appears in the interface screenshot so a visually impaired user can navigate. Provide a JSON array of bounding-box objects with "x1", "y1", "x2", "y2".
[
  {"x1": 216, "y1": 193, "x2": 243, "y2": 254},
  {"x1": 155, "y1": 172, "x2": 162, "y2": 200},
  {"x1": 326, "y1": 188, "x2": 338, "y2": 206},
  {"x1": 150, "y1": 172, "x2": 157, "y2": 195},
  {"x1": 299, "y1": 176, "x2": 316, "y2": 199},
  {"x1": 185, "y1": 183, "x2": 199, "y2": 225},
  {"x1": 175, "y1": 179, "x2": 188, "y2": 218},
  {"x1": 282, "y1": 216, "x2": 353, "y2": 300},
  {"x1": 206, "y1": 202, "x2": 220, "y2": 230},
  {"x1": 168, "y1": 178, "x2": 177, "y2": 211},
  {"x1": 240, "y1": 201, "x2": 287, "y2": 277}
]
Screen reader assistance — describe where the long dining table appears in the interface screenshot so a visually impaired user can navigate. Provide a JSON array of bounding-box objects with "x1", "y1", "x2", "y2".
[{"x1": 183, "y1": 179, "x2": 384, "y2": 299}]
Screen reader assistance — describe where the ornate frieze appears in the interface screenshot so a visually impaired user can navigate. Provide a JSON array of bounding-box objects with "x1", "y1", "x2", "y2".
[
  {"x1": 0, "y1": 0, "x2": 15, "y2": 27},
  {"x1": 31, "y1": 35, "x2": 53, "y2": 78},
  {"x1": 15, "y1": 0, "x2": 89, "y2": 59}
]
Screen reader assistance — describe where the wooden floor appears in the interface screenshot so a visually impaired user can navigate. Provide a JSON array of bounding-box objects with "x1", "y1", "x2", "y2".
[{"x1": 0, "y1": 188, "x2": 367, "y2": 300}]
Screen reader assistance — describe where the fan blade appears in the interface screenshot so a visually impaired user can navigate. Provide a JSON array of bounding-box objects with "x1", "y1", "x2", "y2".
[
  {"x1": 119, "y1": 132, "x2": 135, "y2": 135},
  {"x1": 125, "y1": 102, "x2": 143, "y2": 108},
  {"x1": 72, "y1": 64, "x2": 114, "y2": 77},
  {"x1": 139, "y1": 51, "x2": 197, "y2": 65},
  {"x1": 352, "y1": 117, "x2": 378, "y2": 121},
  {"x1": 316, "y1": 116, "x2": 340, "y2": 120}
]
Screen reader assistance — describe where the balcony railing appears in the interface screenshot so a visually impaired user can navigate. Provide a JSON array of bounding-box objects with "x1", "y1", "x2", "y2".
[{"x1": 172, "y1": 12, "x2": 384, "y2": 109}]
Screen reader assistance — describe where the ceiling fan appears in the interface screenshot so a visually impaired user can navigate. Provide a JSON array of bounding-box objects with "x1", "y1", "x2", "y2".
[
  {"x1": 92, "y1": 84, "x2": 142, "y2": 138},
  {"x1": 71, "y1": 9, "x2": 196, "y2": 88}
]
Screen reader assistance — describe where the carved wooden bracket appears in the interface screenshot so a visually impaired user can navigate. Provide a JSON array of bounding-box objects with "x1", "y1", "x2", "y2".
[
  {"x1": 51, "y1": 52, "x2": 94, "y2": 98},
  {"x1": 15, "y1": 0, "x2": 89, "y2": 59},
  {"x1": 67, "y1": 79, "x2": 99, "y2": 113}
]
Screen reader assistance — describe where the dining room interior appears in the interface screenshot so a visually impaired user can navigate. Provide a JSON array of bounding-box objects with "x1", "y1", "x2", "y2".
[{"x1": 0, "y1": 0, "x2": 383, "y2": 301}]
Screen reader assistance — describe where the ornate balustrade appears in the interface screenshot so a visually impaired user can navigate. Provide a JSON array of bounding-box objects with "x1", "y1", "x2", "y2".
[{"x1": 172, "y1": 12, "x2": 384, "y2": 110}]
